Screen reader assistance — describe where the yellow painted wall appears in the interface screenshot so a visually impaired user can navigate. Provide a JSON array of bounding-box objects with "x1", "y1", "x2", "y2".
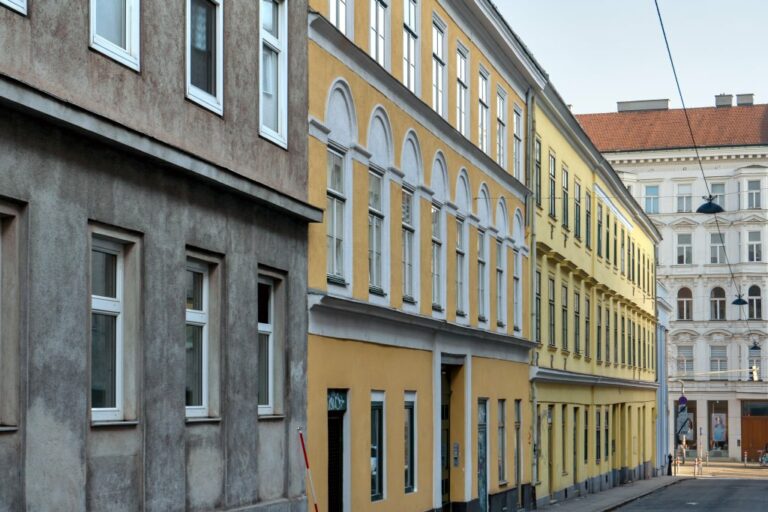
[{"x1": 307, "y1": 335, "x2": 434, "y2": 512}]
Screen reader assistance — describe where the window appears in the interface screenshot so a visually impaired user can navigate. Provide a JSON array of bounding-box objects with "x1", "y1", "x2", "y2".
[
  {"x1": 404, "y1": 392, "x2": 416, "y2": 493},
  {"x1": 369, "y1": 0, "x2": 387, "y2": 66},
  {"x1": 677, "y1": 345, "x2": 693, "y2": 375},
  {"x1": 91, "y1": 238, "x2": 125, "y2": 421},
  {"x1": 455, "y1": 218, "x2": 466, "y2": 314},
  {"x1": 371, "y1": 393, "x2": 385, "y2": 501},
  {"x1": 261, "y1": 0, "x2": 288, "y2": 145},
  {"x1": 431, "y1": 205, "x2": 442, "y2": 309},
  {"x1": 513, "y1": 250, "x2": 522, "y2": 332},
  {"x1": 402, "y1": 190, "x2": 415, "y2": 300},
  {"x1": 710, "y1": 345, "x2": 727, "y2": 379},
  {"x1": 597, "y1": 204, "x2": 603, "y2": 257},
  {"x1": 514, "y1": 400, "x2": 522, "y2": 485},
  {"x1": 595, "y1": 409, "x2": 601, "y2": 463},
  {"x1": 585, "y1": 193, "x2": 592, "y2": 249},
  {"x1": 605, "y1": 214, "x2": 610, "y2": 261},
  {"x1": 327, "y1": 149, "x2": 346, "y2": 281},
  {"x1": 534, "y1": 139, "x2": 542, "y2": 207},
  {"x1": 90, "y1": 0, "x2": 140, "y2": 69},
  {"x1": 478, "y1": 229, "x2": 487, "y2": 320},
  {"x1": 561, "y1": 168, "x2": 569, "y2": 228},
  {"x1": 748, "y1": 231, "x2": 762, "y2": 262},
  {"x1": 431, "y1": 21, "x2": 446, "y2": 116},
  {"x1": 548, "y1": 154, "x2": 557, "y2": 218},
  {"x1": 185, "y1": 260, "x2": 209, "y2": 417},
  {"x1": 456, "y1": 46, "x2": 468, "y2": 135},
  {"x1": 478, "y1": 71, "x2": 489, "y2": 152},
  {"x1": 535, "y1": 271, "x2": 542, "y2": 343},
  {"x1": 402, "y1": 0, "x2": 418, "y2": 92},
  {"x1": 677, "y1": 287, "x2": 692, "y2": 320},
  {"x1": 583, "y1": 408, "x2": 589, "y2": 464},
  {"x1": 710, "y1": 233, "x2": 726, "y2": 264},
  {"x1": 496, "y1": 240, "x2": 505, "y2": 327},
  {"x1": 513, "y1": 108, "x2": 523, "y2": 181},
  {"x1": 187, "y1": 0, "x2": 223, "y2": 113},
  {"x1": 596, "y1": 303, "x2": 602, "y2": 361},
  {"x1": 749, "y1": 285, "x2": 762, "y2": 320},
  {"x1": 604, "y1": 410, "x2": 610, "y2": 459},
  {"x1": 677, "y1": 184, "x2": 692, "y2": 213},
  {"x1": 498, "y1": 400, "x2": 507, "y2": 482},
  {"x1": 711, "y1": 183, "x2": 725, "y2": 207},
  {"x1": 574, "y1": 292, "x2": 581, "y2": 354},
  {"x1": 0, "y1": 0, "x2": 26, "y2": 15},
  {"x1": 613, "y1": 312, "x2": 618, "y2": 364},
  {"x1": 496, "y1": 92, "x2": 507, "y2": 167},
  {"x1": 0, "y1": 208, "x2": 20, "y2": 428},
  {"x1": 677, "y1": 233, "x2": 692, "y2": 264},
  {"x1": 604, "y1": 306, "x2": 610, "y2": 362},
  {"x1": 561, "y1": 285, "x2": 568, "y2": 351},
  {"x1": 561, "y1": 405, "x2": 567, "y2": 469},
  {"x1": 257, "y1": 277, "x2": 280, "y2": 414},
  {"x1": 574, "y1": 183, "x2": 581, "y2": 239},
  {"x1": 613, "y1": 221, "x2": 618, "y2": 268},
  {"x1": 548, "y1": 278, "x2": 555, "y2": 346},
  {"x1": 330, "y1": 0, "x2": 348, "y2": 34},
  {"x1": 644, "y1": 185, "x2": 659, "y2": 214},
  {"x1": 585, "y1": 297, "x2": 591, "y2": 358},
  {"x1": 368, "y1": 172, "x2": 384, "y2": 291},
  {"x1": 749, "y1": 346, "x2": 761, "y2": 380},
  {"x1": 748, "y1": 180, "x2": 761, "y2": 209}
]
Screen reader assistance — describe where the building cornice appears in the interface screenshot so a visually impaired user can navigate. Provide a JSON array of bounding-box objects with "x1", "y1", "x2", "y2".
[
  {"x1": 0, "y1": 73, "x2": 322, "y2": 223},
  {"x1": 531, "y1": 366, "x2": 658, "y2": 390},
  {"x1": 605, "y1": 145, "x2": 768, "y2": 165}
]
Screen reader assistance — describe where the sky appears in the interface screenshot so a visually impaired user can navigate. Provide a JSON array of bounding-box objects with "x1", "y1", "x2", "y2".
[{"x1": 496, "y1": 0, "x2": 768, "y2": 114}]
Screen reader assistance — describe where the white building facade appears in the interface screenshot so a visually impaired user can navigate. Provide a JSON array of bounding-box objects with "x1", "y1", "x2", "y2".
[{"x1": 579, "y1": 96, "x2": 768, "y2": 461}]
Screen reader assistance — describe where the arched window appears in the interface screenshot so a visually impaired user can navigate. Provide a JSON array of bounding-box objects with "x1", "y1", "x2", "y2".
[
  {"x1": 400, "y1": 132, "x2": 422, "y2": 305},
  {"x1": 710, "y1": 287, "x2": 726, "y2": 320},
  {"x1": 476, "y1": 185, "x2": 491, "y2": 323},
  {"x1": 749, "y1": 344, "x2": 761, "y2": 381},
  {"x1": 430, "y1": 153, "x2": 447, "y2": 312},
  {"x1": 677, "y1": 288, "x2": 692, "y2": 320},
  {"x1": 454, "y1": 172, "x2": 470, "y2": 318},
  {"x1": 749, "y1": 285, "x2": 762, "y2": 320}
]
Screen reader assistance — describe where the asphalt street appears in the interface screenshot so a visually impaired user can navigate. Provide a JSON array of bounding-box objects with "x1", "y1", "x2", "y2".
[{"x1": 618, "y1": 479, "x2": 768, "y2": 511}]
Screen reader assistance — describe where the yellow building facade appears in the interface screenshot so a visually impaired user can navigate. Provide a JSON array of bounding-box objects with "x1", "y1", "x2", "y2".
[
  {"x1": 305, "y1": 1, "x2": 544, "y2": 510},
  {"x1": 528, "y1": 88, "x2": 662, "y2": 506}
]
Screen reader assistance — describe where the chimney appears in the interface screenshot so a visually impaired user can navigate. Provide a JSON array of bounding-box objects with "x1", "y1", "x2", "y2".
[
  {"x1": 715, "y1": 93, "x2": 733, "y2": 107},
  {"x1": 736, "y1": 93, "x2": 754, "y2": 106},
  {"x1": 617, "y1": 99, "x2": 669, "y2": 112}
]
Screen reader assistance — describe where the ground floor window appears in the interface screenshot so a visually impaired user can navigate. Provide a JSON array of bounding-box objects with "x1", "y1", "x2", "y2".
[
  {"x1": 708, "y1": 400, "x2": 728, "y2": 452},
  {"x1": 674, "y1": 399, "x2": 696, "y2": 452}
]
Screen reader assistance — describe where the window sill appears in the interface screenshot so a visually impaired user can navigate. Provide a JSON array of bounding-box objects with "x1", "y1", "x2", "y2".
[
  {"x1": 402, "y1": 295, "x2": 417, "y2": 305},
  {"x1": 432, "y1": 304, "x2": 444, "y2": 313},
  {"x1": 497, "y1": 321, "x2": 506, "y2": 328},
  {"x1": 456, "y1": 310, "x2": 467, "y2": 317},
  {"x1": 561, "y1": 349, "x2": 570, "y2": 355},
  {"x1": 258, "y1": 414, "x2": 286, "y2": 421},
  {"x1": 499, "y1": 480, "x2": 509, "y2": 488},
  {"x1": 91, "y1": 419, "x2": 139, "y2": 428},
  {"x1": 478, "y1": 315, "x2": 488, "y2": 323},
  {"x1": 547, "y1": 344, "x2": 558, "y2": 352},
  {"x1": 185, "y1": 416, "x2": 222, "y2": 425},
  {"x1": 0, "y1": 426, "x2": 19, "y2": 434},
  {"x1": 369, "y1": 286, "x2": 387, "y2": 297},
  {"x1": 327, "y1": 274, "x2": 348, "y2": 287},
  {"x1": 574, "y1": 352, "x2": 582, "y2": 359}
]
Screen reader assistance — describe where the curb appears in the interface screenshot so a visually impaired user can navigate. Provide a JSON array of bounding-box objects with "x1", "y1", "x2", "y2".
[{"x1": 602, "y1": 477, "x2": 690, "y2": 511}]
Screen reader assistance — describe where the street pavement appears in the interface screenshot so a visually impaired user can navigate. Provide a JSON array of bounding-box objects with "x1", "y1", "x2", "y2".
[{"x1": 538, "y1": 462, "x2": 768, "y2": 512}]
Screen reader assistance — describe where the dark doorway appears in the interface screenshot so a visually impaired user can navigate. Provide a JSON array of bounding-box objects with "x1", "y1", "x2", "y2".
[
  {"x1": 327, "y1": 389, "x2": 347, "y2": 512},
  {"x1": 441, "y1": 366, "x2": 454, "y2": 511}
]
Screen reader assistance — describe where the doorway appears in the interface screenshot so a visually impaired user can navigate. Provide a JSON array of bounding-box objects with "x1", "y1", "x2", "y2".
[
  {"x1": 327, "y1": 390, "x2": 347, "y2": 512},
  {"x1": 441, "y1": 366, "x2": 453, "y2": 511},
  {"x1": 478, "y1": 398, "x2": 488, "y2": 512}
]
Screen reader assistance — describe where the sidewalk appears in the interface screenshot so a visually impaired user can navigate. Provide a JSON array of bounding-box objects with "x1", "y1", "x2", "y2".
[{"x1": 537, "y1": 475, "x2": 688, "y2": 512}]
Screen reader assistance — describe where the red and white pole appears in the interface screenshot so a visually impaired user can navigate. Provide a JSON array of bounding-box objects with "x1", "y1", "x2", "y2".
[{"x1": 298, "y1": 427, "x2": 320, "y2": 512}]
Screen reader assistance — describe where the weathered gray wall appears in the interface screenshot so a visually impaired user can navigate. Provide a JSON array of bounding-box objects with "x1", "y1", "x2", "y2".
[
  {"x1": 0, "y1": 0, "x2": 309, "y2": 203},
  {"x1": 0, "y1": 107, "x2": 307, "y2": 512}
]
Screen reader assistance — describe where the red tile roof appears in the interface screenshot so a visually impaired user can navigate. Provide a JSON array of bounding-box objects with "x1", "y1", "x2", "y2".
[{"x1": 576, "y1": 104, "x2": 768, "y2": 153}]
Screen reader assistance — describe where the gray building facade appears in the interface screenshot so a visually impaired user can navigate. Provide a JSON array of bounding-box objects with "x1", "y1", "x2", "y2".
[{"x1": 0, "y1": 0, "x2": 319, "y2": 510}]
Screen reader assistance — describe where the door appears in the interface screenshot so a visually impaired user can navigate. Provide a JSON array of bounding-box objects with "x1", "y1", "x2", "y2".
[
  {"x1": 327, "y1": 390, "x2": 347, "y2": 512},
  {"x1": 441, "y1": 368, "x2": 452, "y2": 511},
  {"x1": 742, "y1": 417, "x2": 768, "y2": 460},
  {"x1": 547, "y1": 405, "x2": 554, "y2": 498},
  {"x1": 478, "y1": 399, "x2": 488, "y2": 512}
]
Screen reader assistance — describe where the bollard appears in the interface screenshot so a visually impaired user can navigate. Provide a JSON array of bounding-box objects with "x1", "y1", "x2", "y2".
[{"x1": 744, "y1": 450, "x2": 748, "y2": 467}]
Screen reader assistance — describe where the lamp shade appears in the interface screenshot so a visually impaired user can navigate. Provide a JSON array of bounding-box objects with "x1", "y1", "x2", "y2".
[
  {"x1": 733, "y1": 295, "x2": 748, "y2": 306},
  {"x1": 696, "y1": 198, "x2": 725, "y2": 214}
]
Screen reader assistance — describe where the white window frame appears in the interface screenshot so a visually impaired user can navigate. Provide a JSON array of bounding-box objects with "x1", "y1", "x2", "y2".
[
  {"x1": 0, "y1": 0, "x2": 26, "y2": 14},
  {"x1": 710, "y1": 345, "x2": 727, "y2": 380},
  {"x1": 711, "y1": 183, "x2": 725, "y2": 207},
  {"x1": 260, "y1": 0, "x2": 288, "y2": 146},
  {"x1": 749, "y1": 285, "x2": 762, "y2": 320},
  {"x1": 402, "y1": 188, "x2": 415, "y2": 300},
  {"x1": 495, "y1": 238, "x2": 506, "y2": 328},
  {"x1": 478, "y1": 69, "x2": 489, "y2": 153},
  {"x1": 402, "y1": 0, "x2": 419, "y2": 93},
  {"x1": 710, "y1": 232, "x2": 726, "y2": 264},
  {"x1": 431, "y1": 17, "x2": 446, "y2": 117},
  {"x1": 644, "y1": 185, "x2": 659, "y2": 214},
  {"x1": 748, "y1": 179, "x2": 762, "y2": 209},
  {"x1": 330, "y1": 0, "x2": 350, "y2": 35},
  {"x1": 456, "y1": 217, "x2": 467, "y2": 315},
  {"x1": 498, "y1": 399, "x2": 507, "y2": 483},
  {"x1": 456, "y1": 44, "x2": 469, "y2": 136},
  {"x1": 89, "y1": 0, "x2": 141, "y2": 70},
  {"x1": 258, "y1": 276, "x2": 275, "y2": 415},
  {"x1": 678, "y1": 345, "x2": 694, "y2": 375},
  {"x1": 513, "y1": 250, "x2": 522, "y2": 332},
  {"x1": 748, "y1": 230, "x2": 762, "y2": 262},
  {"x1": 185, "y1": 259, "x2": 210, "y2": 418},
  {"x1": 186, "y1": 0, "x2": 224, "y2": 114},
  {"x1": 371, "y1": 390, "x2": 387, "y2": 501},
  {"x1": 496, "y1": 89, "x2": 507, "y2": 168},
  {"x1": 369, "y1": 0, "x2": 388, "y2": 67},
  {"x1": 513, "y1": 106, "x2": 523, "y2": 181},
  {"x1": 478, "y1": 228, "x2": 487, "y2": 322},
  {"x1": 677, "y1": 183, "x2": 692, "y2": 213},
  {"x1": 431, "y1": 203, "x2": 443, "y2": 309},
  {"x1": 677, "y1": 233, "x2": 692, "y2": 265},
  {"x1": 404, "y1": 391, "x2": 417, "y2": 493},
  {"x1": 327, "y1": 147, "x2": 347, "y2": 282},
  {"x1": 91, "y1": 238, "x2": 125, "y2": 422},
  {"x1": 369, "y1": 170, "x2": 385, "y2": 291}
]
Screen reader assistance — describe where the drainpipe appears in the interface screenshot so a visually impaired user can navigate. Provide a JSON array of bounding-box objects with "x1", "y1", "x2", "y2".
[{"x1": 526, "y1": 86, "x2": 537, "y2": 508}]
